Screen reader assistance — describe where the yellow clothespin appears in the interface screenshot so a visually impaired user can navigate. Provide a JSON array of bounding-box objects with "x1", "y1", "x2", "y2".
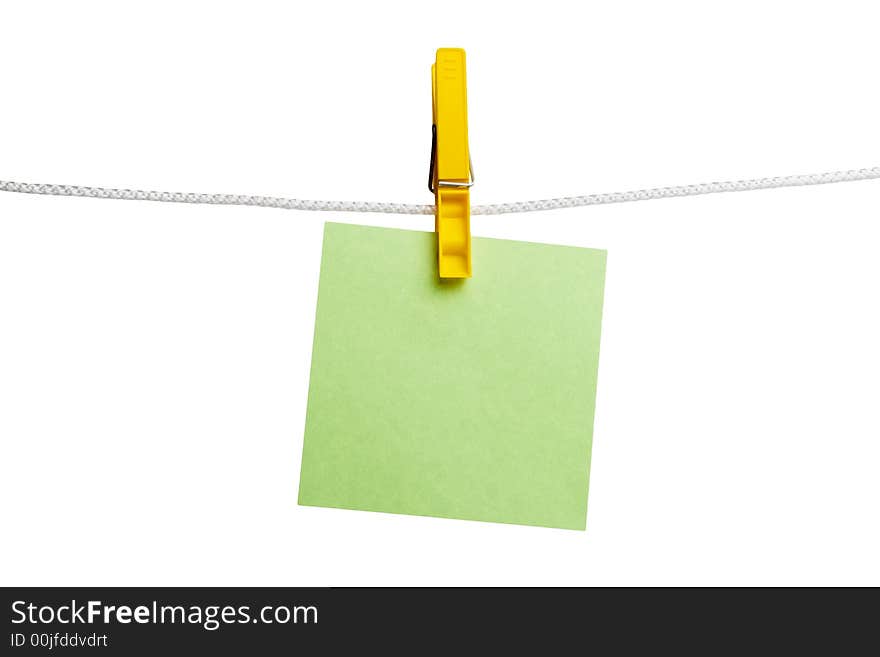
[{"x1": 429, "y1": 48, "x2": 473, "y2": 278}]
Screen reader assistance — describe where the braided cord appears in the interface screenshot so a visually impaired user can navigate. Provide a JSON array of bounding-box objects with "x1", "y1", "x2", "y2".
[
  {"x1": 472, "y1": 167, "x2": 880, "y2": 215},
  {"x1": 2, "y1": 166, "x2": 879, "y2": 217},
  {"x1": 0, "y1": 181, "x2": 434, "y2": 215}
]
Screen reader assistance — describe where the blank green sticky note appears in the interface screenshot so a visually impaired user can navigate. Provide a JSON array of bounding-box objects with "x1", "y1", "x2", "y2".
[{"x1": 298, "y1": 222, "x2": 606, "y2": 530}]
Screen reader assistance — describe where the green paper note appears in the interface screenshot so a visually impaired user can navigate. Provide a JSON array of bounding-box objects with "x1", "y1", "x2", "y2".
[{"x1": 298, "y1": 223, "x2": 607, "y2": 530}]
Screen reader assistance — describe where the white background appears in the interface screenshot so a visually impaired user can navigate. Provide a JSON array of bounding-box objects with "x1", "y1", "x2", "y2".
[{"x1": 2, "y1": 1, "x2": 879, "y2": 586}]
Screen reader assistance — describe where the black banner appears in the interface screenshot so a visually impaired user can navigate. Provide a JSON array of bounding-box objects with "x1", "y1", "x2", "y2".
[{"x1": 1, "y1": 587, "x2": 874, "y2": 653}]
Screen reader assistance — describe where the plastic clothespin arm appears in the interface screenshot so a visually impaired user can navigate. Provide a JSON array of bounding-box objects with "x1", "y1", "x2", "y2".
[{"x1": 430, "y1": 48, "x2": 472, "y2": 279}]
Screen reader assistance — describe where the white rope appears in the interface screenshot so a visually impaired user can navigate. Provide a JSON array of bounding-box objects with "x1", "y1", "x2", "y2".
[
  {"x1": 472, "y1": 167, "x2": 880, "y2": 215},
  {"x1": 0, "y1": 180, "x2": 433, "y2": 215},
  {"x1": 2, "y1": 166, "x2": 879, "y2": 216}
]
